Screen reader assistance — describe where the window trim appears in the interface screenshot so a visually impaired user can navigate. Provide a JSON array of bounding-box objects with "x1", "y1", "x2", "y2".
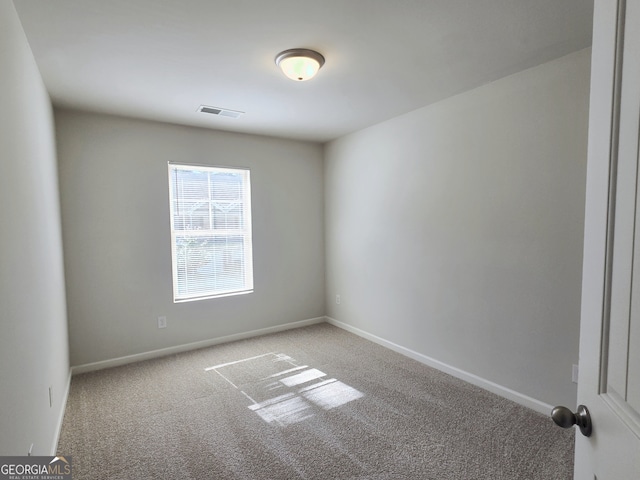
[{"x1": 168, "y1": 162, "x2": 254, "y2": 303}]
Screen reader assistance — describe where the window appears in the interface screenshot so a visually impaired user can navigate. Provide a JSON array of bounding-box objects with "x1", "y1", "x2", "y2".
[{"x1": 168, "y1": 163, "x2": 253, "y2": 302}]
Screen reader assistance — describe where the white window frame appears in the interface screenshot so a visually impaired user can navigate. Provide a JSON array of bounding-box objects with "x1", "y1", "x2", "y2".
[{"x1": 168, "y1": 163, "x2": 254, "y2": 302}]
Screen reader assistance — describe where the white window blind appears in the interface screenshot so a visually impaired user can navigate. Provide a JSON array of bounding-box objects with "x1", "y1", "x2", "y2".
[{"x1": 168, "y1": 163, "x2": 253, "y2": 302}]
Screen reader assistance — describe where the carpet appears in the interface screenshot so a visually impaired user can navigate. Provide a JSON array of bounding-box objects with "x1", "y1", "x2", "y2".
[{"x1": 57, "y1": 323, "x2": 574, "y2": 479}]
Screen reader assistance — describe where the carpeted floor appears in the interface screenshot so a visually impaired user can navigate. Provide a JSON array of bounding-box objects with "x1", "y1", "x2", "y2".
[{"x1": 57, "y1": 323, "x2": 574, "y2": 479}]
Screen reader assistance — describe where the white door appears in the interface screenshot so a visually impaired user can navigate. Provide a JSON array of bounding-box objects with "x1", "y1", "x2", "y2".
[{"x1": 574, "y1": 0, "x2": 640, "y2": 478}]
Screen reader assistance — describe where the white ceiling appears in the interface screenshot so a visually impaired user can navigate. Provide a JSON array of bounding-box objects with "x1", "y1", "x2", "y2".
[{"x1": 13, "y1": 0, "x2": 594, "y2": 143}]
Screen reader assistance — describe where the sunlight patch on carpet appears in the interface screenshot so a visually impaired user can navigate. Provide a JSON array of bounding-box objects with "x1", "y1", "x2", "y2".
[{"x1": 206, "y1": 352, "x2": 364, "y2": 427}]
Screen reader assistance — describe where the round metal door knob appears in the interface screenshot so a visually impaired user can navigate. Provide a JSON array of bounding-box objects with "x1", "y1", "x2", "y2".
[{"x1": 551, "y1": 404, "x2": 592, "y2": 437}]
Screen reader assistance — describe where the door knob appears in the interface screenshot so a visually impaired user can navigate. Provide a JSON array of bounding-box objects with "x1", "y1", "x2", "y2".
[{"x1": 551, "y1": 404, "x2": 592, "y2": 437}]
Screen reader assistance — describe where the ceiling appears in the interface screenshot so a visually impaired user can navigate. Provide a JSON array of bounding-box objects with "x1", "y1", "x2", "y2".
[{"x1": 13, "y1": 0, "x2": 594, "y2": 143}]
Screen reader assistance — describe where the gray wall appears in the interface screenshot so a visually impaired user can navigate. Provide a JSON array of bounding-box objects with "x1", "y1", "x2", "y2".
[
  {"x1": 325, "y1": 49, "x2": 591, "y2": 408},
  {"x1": 55, "y1": 111, "x2": 325, "y2": 366},
  {"x1": 0, "y1": 1, "x2": 70, "y2": 455}
]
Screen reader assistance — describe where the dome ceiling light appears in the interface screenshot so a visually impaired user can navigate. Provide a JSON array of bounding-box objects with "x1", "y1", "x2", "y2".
[{"x1": 275, "y1": 48, "x2": 325, "y2": 82}]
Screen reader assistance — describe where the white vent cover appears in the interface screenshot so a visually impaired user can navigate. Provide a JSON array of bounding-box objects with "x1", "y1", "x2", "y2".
[{"x1": 197, "y1": 105, "x2": 244, "y2": 119}]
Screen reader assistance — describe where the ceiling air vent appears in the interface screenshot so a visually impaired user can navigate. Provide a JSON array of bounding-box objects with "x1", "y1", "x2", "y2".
[{"x1": 197, "y1": 105, "x2": 244, "y2": 119}]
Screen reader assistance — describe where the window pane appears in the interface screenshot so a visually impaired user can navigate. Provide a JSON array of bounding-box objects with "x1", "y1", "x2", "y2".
[
  {"x1": 213, "y1": 202, "x2": 243, "y2": 229},
  {"x1": 168, "y1": 164, "x2": 253, "y2": 302},
  {"x1": 210, "y1": 172, "x2": 243, "y2": 201},
  {"x1": 172, "y1": 201, "x2": 211, "y2": 231},
  {"x1": 174, "y1": 234, "x2": 247, "y2": 296}
]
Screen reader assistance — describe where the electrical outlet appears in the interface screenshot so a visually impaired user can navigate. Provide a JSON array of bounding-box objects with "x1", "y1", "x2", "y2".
[
  {"x1": 158, "y1": 316, "x2": 167, "y2": 329},
  {"x1": 336, "y1": 294, "x2": 341, "y2": 305},
  {"x1": 572, "y1": 364, "x2": 579, "y2": 384}
]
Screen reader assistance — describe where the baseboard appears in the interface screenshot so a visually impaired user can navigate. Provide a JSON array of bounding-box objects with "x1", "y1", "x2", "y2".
[
  {"x1": 69, "y1": 315, "x2": 553, "y2": 415},
  {"x1": 325, "y1": 316, "x2": 553, "y2": 416},
  {"x1": 51, "y1": 369, "x2": 72, "y2": 455},
  {"x1": 72, "y1": 317, "x2": 325, "y2": 375}
]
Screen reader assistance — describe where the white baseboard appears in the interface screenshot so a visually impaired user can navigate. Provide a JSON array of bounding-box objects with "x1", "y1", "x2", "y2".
[
  {"x1": 69, "y1": 315, "x2": 552, "y2": 415},
  {"x1": 325, "y1": 316, "x2": 553, "y2": 416},
  {"x1": 71, "y1": 317, "x2": 325, "y2": 375},
  {"x1": 51, "y1": 369, "x2": 72, "y2": 455}
]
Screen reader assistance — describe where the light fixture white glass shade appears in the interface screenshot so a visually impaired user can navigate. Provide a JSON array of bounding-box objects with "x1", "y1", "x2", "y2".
[{"x1": 275, "y1": 49, "x2": 325, "y2": 82}]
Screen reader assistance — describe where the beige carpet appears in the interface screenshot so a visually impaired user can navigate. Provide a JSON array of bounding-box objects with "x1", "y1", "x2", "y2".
[{"x1": 57, "y1": 323, "x2": 574, "y2": 479}]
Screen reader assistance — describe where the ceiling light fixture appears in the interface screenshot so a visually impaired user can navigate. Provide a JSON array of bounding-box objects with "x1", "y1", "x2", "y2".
[{"x1": 275, "y1": 48, "x2": 325, "y2": 82}]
